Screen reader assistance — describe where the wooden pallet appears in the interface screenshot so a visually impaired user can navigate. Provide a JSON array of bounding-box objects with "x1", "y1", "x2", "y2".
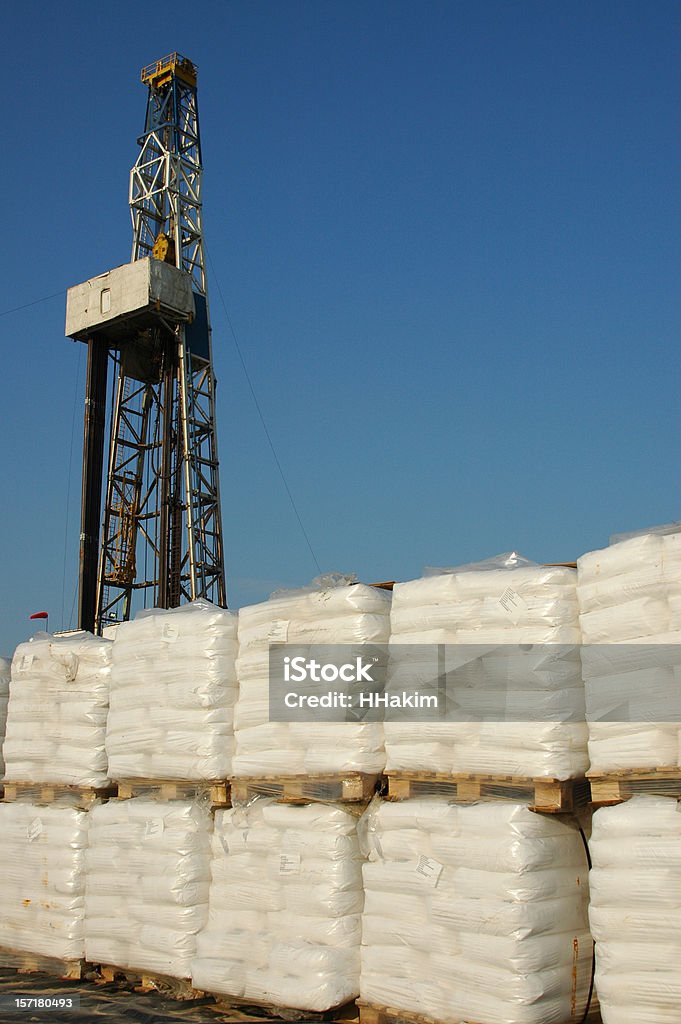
[
  {"x1": 357, "y1": 999, "x2": 601, "y2": 1024},
  {"x1": 230, "y1": 773, "x2": 380, "y2": 805},
  {"x1": 385, "y1": 772, "x2": 590, "y2": 813},
  {"x1": 212, "y1": 994, "x2": 357, "y2": 1021},
  {"x1": 589, "y1": 767, "x2": 681, "y2": 807},
  {"x1": 2, "y1": 782, "x2": 116, "y2": 809},
  {"x1": 115, "y1": 779, "x2": 230, "y2": 806},
  {"x1": 96, "y1": 964, "x2": 202, "y2": 1000},
  {"x1": 0, "y1": 946, "x2": 84, "y2": 981}
]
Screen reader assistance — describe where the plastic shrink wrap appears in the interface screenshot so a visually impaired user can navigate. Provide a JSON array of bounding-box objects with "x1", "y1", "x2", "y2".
[
  {"x1": 0, "y1": 657, "x2": 10, "y2": 778},
  {"x1": 191, "y1": 799, "x2": 364, "y2": 1010},
  {"x1": 589, "y1": 796, "x2": 681, "y2": 1023},
  {"x1": 85, "y1": 798, "x2": 212, "y2": 978},
  {"x1": 577, "y1": 532, "x2": 681, "y2": 771},
  {"x1": 385, "y1": 560, "x2": 588, "y2": 778},
  {"x1": 360, "y1": 798, "x2": 592, "y2": 1024},
  {"x1": 0, "y1": 801, "x2": 88, "y2": 960},
  {"x1": 3, "y1": 632, "x2": 111, "y2": 787},
  {"x1": 107, "y1": 601, "x2": 238, "y2": 781},
  {"x1": 233, "y1": 578, "x2": 391, "y2": 776}
]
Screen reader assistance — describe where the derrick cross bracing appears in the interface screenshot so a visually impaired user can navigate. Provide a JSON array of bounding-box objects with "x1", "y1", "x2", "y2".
[{"x1": 65, "y1": 53, "x2": 227, "y2": 634}]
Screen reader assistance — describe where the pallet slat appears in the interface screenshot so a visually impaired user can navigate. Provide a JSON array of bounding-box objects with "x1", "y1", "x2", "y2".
[
  {"x1": 385, "y1": 772, "x2": 589, "y2": 813},
  {"x1": 589, "y1": 767, "x2": 681, "y2": 806},
  {"x1": 230, "y1": 773, "x2": 379, "y2": 805},
  {"x1": 2, "y1": 783, "x2": 116, "y2": 808},
  {"x1": 95, "y1": 964, "x2": 201, "y2": 1000},
  {"x1": 115, "y1": 780, "x2": 230, "y2": 806}
]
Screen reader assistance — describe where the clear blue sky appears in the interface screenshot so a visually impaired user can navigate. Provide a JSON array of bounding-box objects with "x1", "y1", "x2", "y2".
[{"x1": 0, "y1": 0, "x2": 679, "y2": 655}]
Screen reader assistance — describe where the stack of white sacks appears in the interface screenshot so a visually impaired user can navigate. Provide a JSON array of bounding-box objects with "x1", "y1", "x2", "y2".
[
  {"x1": 234, "y1": 578, "x2": 391, "y2": 776},
  {"x1": 85, "y1": 798, "x2": 212, "y2": 977},
  {"x1": 192, "y1": 799, "x2": 363, "y2": 1010},
  {"x1": 577, "y1": 531, "x2": 681, "y2": 771},
  {"x1": 360, "y1": 798, "x2": 593, "y2": 1024},
  {"x1": 106, "y1": 601, "x2": 238, "y2": 780},
  {"x1": 0, "y1": 801, "x2": 89, "y2": 962},
  {"x1": 0, "y1": 635, "x2": 106, "y2": 967},
  {"x1": 589, "y1": 796, "x2": 681, "y2": 1023},
  {"x1": 92, "y1": 602, "x2": 237, "y2": 976},
  {"x1": 0, "y1": 656, "x2": 10, "y2": 779},
  {"x1": 3, "y1": 632, "x2": 112, "y2": 787},
  {"x1": 386, "y1": 559, "x2": 588, "y2": 778}
]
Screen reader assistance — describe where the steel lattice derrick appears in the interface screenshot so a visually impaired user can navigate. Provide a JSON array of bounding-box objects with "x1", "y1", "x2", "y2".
[
  {"x1": 91, "y1": 54, "x2": 226, "y2": 632},
  {"x1": 130, "y1": 59, "x2": 206, "y2": 292}
]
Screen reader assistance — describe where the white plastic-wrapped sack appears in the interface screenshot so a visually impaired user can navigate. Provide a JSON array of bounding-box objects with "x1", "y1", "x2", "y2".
[
  {"x1": 107, "y1": 601, "x2": 238, "y2": 781},
  {"x1": 589, "y1": 796, "x2": 681, "y2": 1023},
  {"x1": 3, "y1": 632, "x2": 111, "y2": 787},
  {"x1": 191, "y1": 799, "x2": 363, "y2": 1010},
  {"x1": 234, "y1": 579, "x2": 391, "y2": 776},
  {"x1": 360, "y1": 798, "x2": 593, "y2": 1024},
  {"x1": 85, "y1": 798, "x2": 211, "y2": 978},
  {"x1": 577, "y1": 532, "x2": 681, "y2": 771},
  {"x1": 386, "y1": 560, "x2": 588, "y2": 778},
  {"x1": 0, "y1": 657, "x2": 10, "y2": 778},
  {"x1": 0, "y1": 801, "x2": 88, "y2": 961}
]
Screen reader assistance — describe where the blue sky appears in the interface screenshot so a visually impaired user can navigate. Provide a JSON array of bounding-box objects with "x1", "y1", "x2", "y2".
[{"x1": 0, "y1": 0, "x2": 679, "y2": 654}]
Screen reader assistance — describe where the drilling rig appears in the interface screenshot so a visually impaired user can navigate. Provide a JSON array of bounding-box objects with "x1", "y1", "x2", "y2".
[{"x1": 65, "y1": 54, "x2": 227, "y2": 635}]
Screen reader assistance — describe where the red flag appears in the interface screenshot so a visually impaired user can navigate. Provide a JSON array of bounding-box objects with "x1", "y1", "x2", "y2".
[{"x1": 29, "y1": 612, "x2": 48, "y2": 620}]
